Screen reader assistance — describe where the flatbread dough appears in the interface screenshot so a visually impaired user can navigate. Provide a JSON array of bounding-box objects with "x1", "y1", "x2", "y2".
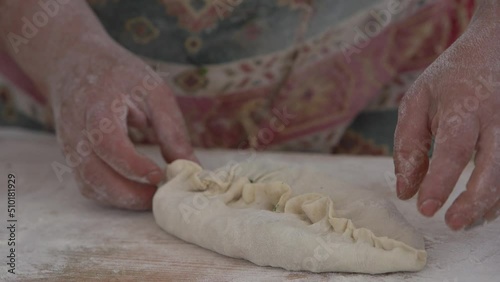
[{"x1": 153, "y1": 160, "x2": 427, "y2": 274}]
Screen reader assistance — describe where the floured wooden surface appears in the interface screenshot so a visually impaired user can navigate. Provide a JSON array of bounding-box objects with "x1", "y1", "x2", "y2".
[{"x1": 0, "y1": 128, "x2": 499, "y2": 281}]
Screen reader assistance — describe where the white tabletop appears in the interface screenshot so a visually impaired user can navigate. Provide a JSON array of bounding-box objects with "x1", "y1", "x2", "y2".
[{"x1": 0, "y1": 128, "x2": 498, "y2": 281}]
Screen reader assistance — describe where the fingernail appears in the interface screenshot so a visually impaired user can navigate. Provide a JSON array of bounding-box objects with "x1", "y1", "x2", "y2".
[
  {"x1": 447, "y1": 213, "x2": 471, "y2": 231},
  {"x1": 147, "y1": 170, "x2": 164, "y2": 185},
  {"x1": 419, "y1": 199, "x2": 442, "y2": 217}
]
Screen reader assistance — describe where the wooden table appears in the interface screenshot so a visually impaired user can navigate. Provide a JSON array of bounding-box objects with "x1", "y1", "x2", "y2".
[{"x1": 0, "y1": 129, "x2": 498, "y2": 281}]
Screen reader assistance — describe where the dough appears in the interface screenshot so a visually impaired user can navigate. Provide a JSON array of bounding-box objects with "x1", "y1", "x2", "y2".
[{"x1": 153, "y1": 160, "x2": 427, "y2": 274}]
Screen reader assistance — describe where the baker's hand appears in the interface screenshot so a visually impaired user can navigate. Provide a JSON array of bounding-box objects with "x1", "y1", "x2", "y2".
[
  {"x1": 393, "y1": 1, "x2": 500, "y2": 230},
  {"x1": 49, "y1": 37, "x2": 196, "y2": 210}
]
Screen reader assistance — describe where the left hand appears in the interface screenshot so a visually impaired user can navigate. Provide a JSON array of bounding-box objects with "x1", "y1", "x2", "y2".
[{"x1": 393, "y1": 0, "x2": 500, "y2": 230}]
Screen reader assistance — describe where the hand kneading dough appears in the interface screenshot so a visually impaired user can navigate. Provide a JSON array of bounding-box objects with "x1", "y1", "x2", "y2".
[{"x1": 153, "y1": 160, "x2": 427, "y2": 274}]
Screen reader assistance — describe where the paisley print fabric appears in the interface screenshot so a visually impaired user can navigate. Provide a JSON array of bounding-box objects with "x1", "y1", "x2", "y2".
[{"x1": 0, "y1": 0, "x2": 475, "y2": 155}]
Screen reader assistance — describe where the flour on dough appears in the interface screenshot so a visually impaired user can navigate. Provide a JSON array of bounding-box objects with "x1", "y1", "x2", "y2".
[{"x1": 153, "y1": 160, "x2": 427, "y2": 274}]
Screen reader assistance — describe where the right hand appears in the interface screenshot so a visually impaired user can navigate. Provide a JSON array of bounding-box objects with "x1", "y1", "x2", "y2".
[{"x1": 48, "y1": 36, "x2": 197, "y2": 210}]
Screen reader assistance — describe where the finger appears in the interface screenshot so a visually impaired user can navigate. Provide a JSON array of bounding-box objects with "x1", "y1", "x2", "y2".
[
  {"x1": 145, "y1": 85, "x2": 198, "y2": 163},
  {"x1": 394, "y1": 82, "x2": 432, "y2": 200},
  {"x1": 416, "y1": 118, "x2": 479, "y2": 217},
  {"x1": 126, "y1": 101, "x2": 150, "y2": 131},
  {"x1": 127, "y1": 124, "x2": 159, "y2": 144},
  {"x1": 85, "y1": 100, "x2": 165, "y2": 185},
  {"x1": 74, "y1": 172, "x2": 111, "y2": 206},
  {"x1": 445, "y1": 132, "x2": 500, "y2": 230},
  {"x1": 484, "y1": 199, "x2": 500, "y2": 223},
  {"x1": 126, "y1": 106, "x2": 159, "y2": 144},
  {"x1": 78, "y1": 153, "x2": 157, "y2": 210}
]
